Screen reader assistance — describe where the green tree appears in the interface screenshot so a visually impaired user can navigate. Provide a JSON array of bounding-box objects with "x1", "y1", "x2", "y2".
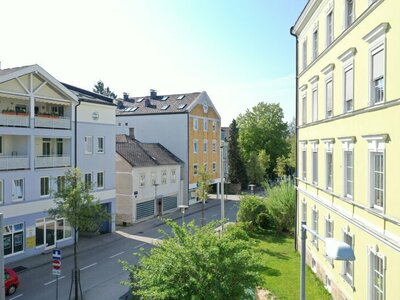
[
  {"x1": 237, "y1": 102, "x2": 289, "y2": 177},
  {"x1": 196, "y1": 165, "x2": 212, "y2": 227},
  {"x1": 122, "y1": 221, "x2": 262, "y2": 300},
  {"x1": 246, "y1": 151, "x2": 265, "y2": 185},
  {"x1": 93, "y1": 80, "x2": 117, "y2": 99},
  {"x1": 48, "y1": 168, "x2": 109, "y2": 300},
  {"x1": 275, "y1": 156, "x2": 288, "y2": 178},
  {"x1": 228, "y1": 119, "x2": 247, "y2": 187}
]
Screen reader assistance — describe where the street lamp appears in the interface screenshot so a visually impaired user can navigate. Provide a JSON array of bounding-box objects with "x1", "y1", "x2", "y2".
[
  {"x1": 220, "y1": 141, "x2": 225, "y2": 229},
  {"x1": 178, "y1": 205, "x2": 189, "y2": 225},
  {"x1": 300, "y1": 221, "x2": 355, "y2": 300}
]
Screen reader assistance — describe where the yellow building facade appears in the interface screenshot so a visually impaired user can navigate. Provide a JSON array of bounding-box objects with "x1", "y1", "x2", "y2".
[{"x1": 292, "y1": 0, "x2": 400, "y2": 299}]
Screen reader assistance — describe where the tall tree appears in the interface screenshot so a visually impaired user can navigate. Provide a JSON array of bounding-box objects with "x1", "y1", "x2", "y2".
[
  {"x1": 48, "y1": 168, "x2": 109, "y2": 300},
  {"x1": 122, "y1": 221, "x2": 262, "y2": 300},
  {"x1": 237, "y1": 102, "x2": 289, "y2": 177},
  {"x1": 228, "y1": 119, "x2": 247, "y2": 187},
  {"x1": 93, "y1": 80, "x2": 117, "y2": 99},
  {"x1": 196, "y1": 165, "x2": 212, "y2": 227}
]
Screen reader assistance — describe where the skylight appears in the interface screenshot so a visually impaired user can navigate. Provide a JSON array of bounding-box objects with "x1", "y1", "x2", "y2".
[
  {"x1": 161, "y1": 96, "x2": 169, "y2": 101},
  {"x1": 177, "y1": 95, "x2": 185, "y2": 100},
  {"x1": 161, "y1": 105, "x2": 170, "y2": 110},
  {"x1": 137, "y1": 98, "x2": 144, "y2": 103},
  {"x1": 178, "y1": 104, "x2": 187, "y2": 110}
]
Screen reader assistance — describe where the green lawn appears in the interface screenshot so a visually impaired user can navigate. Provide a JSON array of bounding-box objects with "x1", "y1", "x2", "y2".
[{"x1": 252, "y1": 231, "x2": 331, "y2": 300}]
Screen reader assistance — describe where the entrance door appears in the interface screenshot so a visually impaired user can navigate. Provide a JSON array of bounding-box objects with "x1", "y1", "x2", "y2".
[{"x1": 45, "y1": 219, "x2": 56, "y2": 249}]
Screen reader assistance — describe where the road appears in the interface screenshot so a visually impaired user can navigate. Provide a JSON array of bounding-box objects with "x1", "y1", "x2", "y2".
[{"x1": 8, "y1": 200, "x2": 239, "y2": 300}]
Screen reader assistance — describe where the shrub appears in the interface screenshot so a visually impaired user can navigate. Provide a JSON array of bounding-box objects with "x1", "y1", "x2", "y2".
[
  {"x1": 237, "y1": 195, "x2": 268, "y2": 231},
  {"x1": 256, "y1": 212, "x2": 273, "y2": 230},
  {"x1": 266, "y1": 180, "x2": 296, "y2": 232}
]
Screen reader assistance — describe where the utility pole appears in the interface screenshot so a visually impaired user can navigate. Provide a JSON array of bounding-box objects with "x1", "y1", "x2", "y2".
[{"x1": 220, "y1": 142, "x2": 225, "y2": 229}]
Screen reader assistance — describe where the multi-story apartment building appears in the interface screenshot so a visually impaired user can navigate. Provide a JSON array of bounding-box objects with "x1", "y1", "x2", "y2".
[
  {"x1": 292, "y1": 0, "x2": 400, "y2": 298},
  {"x1": 116, "y1": 90, "x2": 221, "y2": 205},
  {"x1": 116, "y1": 130, "x2": 183, "y2": 224},
  {"x1": 0, "y1": 65, "x2": 116, "y2": 263}
]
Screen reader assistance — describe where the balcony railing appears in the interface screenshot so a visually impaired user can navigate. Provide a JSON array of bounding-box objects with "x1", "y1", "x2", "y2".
[
  {"x1": 35, "y1": 155, "x2": 71, "y2": 168},
  {"x1": 35, "y1": 115, "x2": 71, "y2": 129},
  {"x1": 0, "y1": 156, "x2": 29, "y2": 170},
  {"x1": 0, "y1": 112, "x2": 29, "y2": 127}
]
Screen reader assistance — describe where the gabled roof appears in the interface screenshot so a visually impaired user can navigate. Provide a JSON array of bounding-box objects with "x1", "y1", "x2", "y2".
[
  {"x1": 0, "y1": 64, "x2": 78, "y2": 102},
  {"x1": 62, "y1": 83, "x2": 116, "y2": 106},
  {"x1": 116, "y1": 134, "x2": 183, "y2": 168},
  {"x1": 116, "y1": 92, "x2": 201, "y2": 116}
]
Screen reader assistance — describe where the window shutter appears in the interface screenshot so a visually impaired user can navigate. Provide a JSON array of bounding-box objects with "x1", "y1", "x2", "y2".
[{"x1": 372, "y1": 49, "x2": 384, "y2": 80}]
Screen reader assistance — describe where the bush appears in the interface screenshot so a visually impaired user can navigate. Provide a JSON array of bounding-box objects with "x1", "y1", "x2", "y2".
[
  {"x1": 256, "y1": 212, "x2": 272, "y2": 230},
  {"x1": 237, "y1": 195, "x2": 268, "y2": 231},
  {"x1": 266, "y1": 180, "x2": 296, "y2": 232}
]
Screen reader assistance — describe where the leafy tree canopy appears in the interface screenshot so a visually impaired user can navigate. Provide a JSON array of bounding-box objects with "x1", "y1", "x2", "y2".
[
  {"x1": 93, "y1": 80, "x2": 117, "y2": 99},
  {"x1": 228, "y1": 119, "x2": 247, "y2": 186},
  {"x1": 122, "y1": 221, "x2": 262, "y2": 300}
]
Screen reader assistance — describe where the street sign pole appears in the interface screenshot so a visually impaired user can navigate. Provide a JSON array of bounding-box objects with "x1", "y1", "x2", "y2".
[{"x1": 52, "y1": 249, "x2": 62, "y2": 300}]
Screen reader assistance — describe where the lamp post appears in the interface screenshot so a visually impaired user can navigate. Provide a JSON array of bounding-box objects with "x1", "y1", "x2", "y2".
[
  {"x1": 300, "y1": 221, "x2": 355, "y2": 300},
  {"x1": 178, "y1": 205, "x2": 189, "y2": 225},
  {"x1": 220, "y1": 142, "x2": 225, "y2": 229}
]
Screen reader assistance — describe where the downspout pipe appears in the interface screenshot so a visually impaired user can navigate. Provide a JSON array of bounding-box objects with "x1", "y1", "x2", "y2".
[
  {"x1": 290, "y1": 26, "x2": 299, "y2": 251},
  {"x1": 74, "y1": 100, "x2": 82, "y2": 168}
]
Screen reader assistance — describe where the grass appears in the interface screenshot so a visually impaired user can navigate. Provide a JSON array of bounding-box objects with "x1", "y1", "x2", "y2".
[{"x1": 252, "y1": 230, "x2": 331, "y2": 300}]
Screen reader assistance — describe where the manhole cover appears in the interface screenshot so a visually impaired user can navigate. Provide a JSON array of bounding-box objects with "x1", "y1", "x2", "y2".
[{"x1": 13, "y1": 266, "x2": 27, "y2": 273}]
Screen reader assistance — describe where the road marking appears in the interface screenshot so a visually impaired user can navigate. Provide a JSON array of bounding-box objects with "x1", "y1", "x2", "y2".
[
  {"x1": 134, "y1": 242, "x2": 146, "y2": 249},
  {"x1": 80, "y1": 262, "x2": 98, "y2": 271},
  {"x1": 9, "y1": 294, "x2": 23, "y2": 300},
  {"x1": 109, "y1": 251, "x2": 125, "y2": 258},
  {"x1": 44, "y1": 276, "x2": 66, "y2": 286}
]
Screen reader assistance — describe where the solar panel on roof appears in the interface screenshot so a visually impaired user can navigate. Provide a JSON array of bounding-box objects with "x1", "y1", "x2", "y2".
[
  {"x1": 178, "y1": 104, "x2": 187, "y2": 109},
  {"x1": 137, "y1": 98, "x2": 144, "y2": 103},
  {"x1": 161, "y1": 96, "x2": 169, "y2": 101},
  {"x1": 161, "y1": 105, "x2": 170, "y2": 110},
  {"x1": 177, "y1": 95, "x2": 185, "y2": 100},
  {"x1": 132, "y1": 107, "x2": 138, "y2": 112}
]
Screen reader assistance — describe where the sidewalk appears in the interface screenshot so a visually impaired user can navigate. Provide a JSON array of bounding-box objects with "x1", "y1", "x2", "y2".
[{"x1": 8, "y1": 196, "x2": 240, "y2": 272}]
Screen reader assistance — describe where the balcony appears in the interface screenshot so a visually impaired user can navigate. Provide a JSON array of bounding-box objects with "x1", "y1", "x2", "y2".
[
  {"x1": 0, "y1": 156, "x2": 29, "y2": 170},
  {"x1": 35, "y1": 155, "x2": 71, "y2": 168},
  {"x1": 35, "y1": 115, "x2": 71, "y2": 129},
  {"x1": 0, "y1": 112, "x2": 29, "y2": 127}
]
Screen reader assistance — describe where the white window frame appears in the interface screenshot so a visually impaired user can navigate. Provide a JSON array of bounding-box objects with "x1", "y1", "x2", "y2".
[
  {"x1": 311, "y1": 141, "x2": 319, "y2": 185},
  {"x1": 302, "y1": 39, "x2": 307, "y2": 71},
  {"x1": 97, "y1": 137, "x2": 105, "y2": 154},
  {"x1": 339, "y1": 137, "x2": 355, "y2": 199},
  {"x1": 3, "y1": 223, "x2": 24, "y2": 257},
  {"x1": 161, "y1": 170, "x2": 167, "y2": 185},
  {"x1": 338, "y1": 48, "x2": 356, "y2": 113},
  {"x1": 344, "y1": 0, "x2": 354, "y2": 29},
  {"x1": 300, "y1": 85, "x2": 307, "y2": 125},
  {"x1": 57, "y1": 175, "x2": 65, "y2": 193},
  {"x1": 368, "y1": 247, "x2": 386, "y2": 300},
  {"x1": 312, "y1": 27, "x2": 319, "y2": 60},
  {"x1": 84, "y1": 172, "x2": 92, "y2": 189},
  {"x1": 84, "y1": 136, "x2": 93, "y2": 154},
  {"x1": 322, "y1": 63, "x2": 334, "y2": 119},
  {"x1": 325, "y1": 215, "x2": 334, "y2": 238},
  {"x1": 193, "y1": 139, "x2": 199, "y2": 154},
  {"x1": 309, "y1": 75, "x2": 319, "y2": 122},
  {"x1": 302, "y1": 199, "x2": 307, "y2": 223},
  {"x1": 203, "y1": 139, "x2": 208, "y2": 153},
  {"x1": 97, "y1": 171, "x2": 104, "y2": 189},
  {"x1": 300, "y1": 142, "x2": 307, "y2": 180},
  {"x1": 311, "y1": 206, "x2": 319, "y2": 248},
  {"x1": 140, "y1": 173, "x2": 146, "y2": 187},
  {"x1": 212, "y1": 121, "x2": 217, "y2": 132},
  {"x1": 326, "y1": 148, "x2": 333, "y2": 191},
  {"x1": 342, "y1": 228, "x2": 354, "y2": 286},
  {"x1": 326, "y1": 4, "x2": 334, "y2": 47},
  {"x1": 203, "y1": 119, "x2": 208, "y2": 132},
  {"x1": 40, "y1": 176, "x2": 50, "y2": 197},
  {"x1": 193, "y1": 118, "x2": 199, "y2": 131},
  {"x1": 12, "y1": 178, "x2": 24, "y2": 201}
]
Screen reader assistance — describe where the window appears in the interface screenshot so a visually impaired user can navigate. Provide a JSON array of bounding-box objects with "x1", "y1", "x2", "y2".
[
  {"x1": 171, "y1": 169, "x2": 176, "y2": 183},
  {"x1": 203, "y1": 119, "x2": 208, "y2": 132},
  {"x1": 3, "y1": 223, "x2": 24, "y2": 256},
  {"x1": 344, "y1": 67, "x2": 354, "y2": 112},
  {"x1": 12, "y1": 179, "x2": 24, "y2": 201},
  {"x1": 161, "y1": 170, "x2": 167, "y2": 184},
  {"x1": 140, "y1": 173, "x2": 146, "y2": 187},
  {"x1": 97, "y1": 137, "x2": 104, "y2": 153},
  {"x1": 325, "y1": 275, "x2": 332, "y2": 294},
  {"x1": 312, "y1": 88, "x2": 318, "y2": 122},
  {"x1": 326, "y1": 151, "x2": 333, "y2": 190},
  {"x1": 212, "y1": 162, "x2": 216, "y2": 173},
  {"x1": 57, "y1": 218, "x2": 72, "y2": 240},
  {"x1": 0, "y1": 180, "x2": 3, "y2": 204},
  {"x1": 326, "y1": 11, "x2": 333, "y2": 46},
  {"x1": 151, "y1": 172, "x2": 156, "y2": 185},
  {"x1": 371, "y1": 152, "x2": 384, "y2": 210},
  {"x1": 0, "y1": 136, "x2": 2, "y2": 154},
  {"x1": 193, "y1": 164, "x2": 198, "y2": 176},
  {"x1": 343, "y1": 230, "x2": 354, "y2": 285},
  {"x1": 85, "y1": 136, "x2": 93, "y2": 154},
  {"x1": 212, "y1": 140, "x2": 217, "y2": 152},
  {"x1": 193, "y1": 118, "x2": 198, "y2": 131},
  {"x1": 325, "y1": 217, "x2": 333, "y2": 238},
  {"x1": 311, "y1": 142, "x2": 318, "y2": 185},
  {"x1": 193, "y1": 139, "x2": 199, "y2": 154},
  {"x1": 302, "y1": 147, "x2": 307, "y2": 180},
  {"x1": 40, "y1": 177, "x2": 50, "y2": 197},
  {"x1": 302, "y1": 95, "x2": 307, "y2": 125},
  {"x1": 42, "y1": 138, "x2": 51, "y2": 156},
  {"x1": 84, "y1": 173, "x2": 92, "y2": 189},
  {"x1": 212, "y1": 121, "x2": 217, "y2": 132},
  {"x1": 311, "y1": 207, "x2": 318, "y2": 248},
  {"x1": 35, "y1": 219, "x2": 44, "y2": 246},
  {"x1": 203, "y1": 140, "x2": 208, "y2": 153},
  {"x1": 326, "y1": 79, "x2": 333, "y2": 118},
  {"x1": 313, "y1": 29, "x2": 318, "y2": 60},
  {"x1": 57, "y1": 176, "x2": 65, "y2": 193},
  {"x1": 56, "y1": 138, "x2": 63, "y2": 156},
  {"x1": 97, "y1": 172, "x2": 104, "y2": 189},
  {"x1": 372, "y1": 48, "x2": 384, "y2": 104},
  {"x1": 344, "y1": 150, "x2": 354, "y2": 198},
  {"x1": 302, "y1": 40, "x2": 307, "y2": 70},
  {"x1": 302, "y1": 200, "x2": 307, "y2": 223},
  {"x1": 345, "y1": 0, "x2": 354, "y2": 29},
  {"x1": 369, "y1": 249, "x2": 385, "y2": 300}
]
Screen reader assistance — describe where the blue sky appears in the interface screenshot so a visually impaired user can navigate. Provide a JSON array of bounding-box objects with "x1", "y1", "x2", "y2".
[{"x1": 0, "y1": 0, "x2": 307, "y2": 126}]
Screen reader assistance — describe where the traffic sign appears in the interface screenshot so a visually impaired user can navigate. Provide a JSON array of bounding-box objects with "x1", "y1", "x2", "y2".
[
  {"x1": 53, "y1": 259, "x2": 61, "y2": 269},
  {"x1": 52, "y1": 249, "x2": 62, "y2": 276},
  {"x1": 52, "y1": 249, "x2": 61, "y2": 259}
]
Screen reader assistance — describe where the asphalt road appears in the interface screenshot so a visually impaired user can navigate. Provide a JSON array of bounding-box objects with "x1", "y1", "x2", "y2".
[{"x1": 8, "y1": 200, "x2": 239, "y2": 300}]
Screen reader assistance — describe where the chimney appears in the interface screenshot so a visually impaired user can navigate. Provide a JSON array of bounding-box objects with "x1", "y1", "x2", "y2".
[
  {"x1": 129, "y1": 128, "x2": 135, "y2": 139},
  {"x1": 123, "y1": 93, "x2": 129, "y2": 101},
  {"x1": 144, "y1": 99, "x2": 151, "y2": 107},
  {"x1": 150, "y1": 89, "x2": 157, "y2": 99}
]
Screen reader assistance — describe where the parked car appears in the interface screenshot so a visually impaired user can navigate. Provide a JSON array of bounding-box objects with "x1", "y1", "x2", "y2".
[{"x1": 4, "y1": 267, "x2": 19, "y2": 295}]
